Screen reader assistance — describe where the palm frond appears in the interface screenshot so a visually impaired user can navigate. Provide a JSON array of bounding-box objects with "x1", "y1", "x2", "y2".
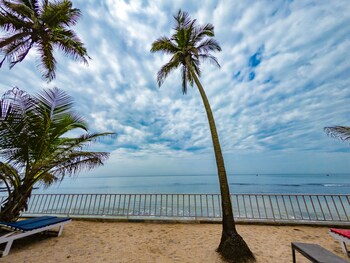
[
  {"x1": 41, "y1": 0, "x2": 81, "y2": 27},
  {"x1": 192, "y1": 23, "x2": 215, "y2": 43},
  {"x1": 0, "y1": 162, "x2": 21, "y2": 188},
  {"x1": 36, "y1": 87, "x2": 74, "y2": 117},
  {"x1": 0, "y1": 0, "x2": 88, "y2": 81},
  {"x1": 151, "y1": 9, "x2": 221, "y2": 92},
  {"x1": 173, "y1": 9, "x2": 192, "y2": 29},
  {"x1": 0, "y1": 9, "x2": 30, "y2": 32},
  {"x1": 198, "y1": 54, "x2": 220, "y2": 68},
  {"x1": 197, "y1": 38, "x2": 222, "y2": 54},
  {"x1": 55, "y1": 132, "x2": 115, "y2": 154},
  {"x1": 21, "y1": 0, "x2": 40, "y2": 17},
  {"x1": 324, "y1": 126, "x2": 350, "y2": 141},
  {"x1": 187, "y1": 65, "x2": 194, "y2": 87},
  {"x1": 191, "y1": 58, "x2": 201, "y2": 76},
  {"x1": 150, "y1": 37, "x2": 178, "y2": 54},
  {"x1": 156, "y1": 59, "x2": 180, "y2": 87},
  {"x1": 7, "y1": 42, "x2": 32, "y2": 65},
  {"x1": 37, "y1": 40, "x2": 56, "y2": 81},
  {"x1": 42, "y1": 151, "x2": 110, "y2": 181},
  {"x1": 52, "y1": 28, "x2": 90, "y2": 62},
  {"x1": 35, "y1": 88, "x2": 88, "y2": 137},
  {"x1": 1, "y1": 35, "x2": 28, "y2": 54},
  {"x1": 1, "y1": 0, "x2": 34, "y2": 19},
  {"x1": 51, "y1": 113, "x2": 87, "y2": 135},
  {"x1": 0, "y1": 87, "x2": 36, "y2": 123},
  {"x1": 38, "y1": 172, "x2": 58, "y2": 187}
]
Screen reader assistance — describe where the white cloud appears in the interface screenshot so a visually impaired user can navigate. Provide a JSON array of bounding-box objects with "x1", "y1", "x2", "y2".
[{"x1": 1, "y1": 0, "x2": 350, "y2": 175}]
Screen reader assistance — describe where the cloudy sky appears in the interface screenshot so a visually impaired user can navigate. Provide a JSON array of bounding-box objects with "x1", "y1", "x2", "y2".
[{"x1": 1, "y1": 0, "x2": 350, "y2": 176}]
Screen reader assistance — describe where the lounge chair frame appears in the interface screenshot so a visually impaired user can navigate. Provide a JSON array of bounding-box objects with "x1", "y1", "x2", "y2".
[
  {"x1": 0, "y1": 217, "x2": 71, "y2": 257},
  {"x1": 291, "y1": 242, "x2": 348, "y2": 263},
  {"x1": 329, "y1": 230, "x2": 350, "y2": 258}
]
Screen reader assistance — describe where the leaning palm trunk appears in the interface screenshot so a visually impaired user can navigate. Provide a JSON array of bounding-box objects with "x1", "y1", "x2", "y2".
[
  {"x1": 188, "y1": 63, "x2": 255, "y2": 262},
  {"x1": 0, "y1": 183, "x2": 33, "y2": 222}
]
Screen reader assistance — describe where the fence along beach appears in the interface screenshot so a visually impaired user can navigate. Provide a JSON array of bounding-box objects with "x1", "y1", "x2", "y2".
[
  {"x1": 15, "y1": 193, "x2": 350, "y2": 225},
  {"x1": 4, "y1": 173, "x2": 348, "y2": 224}
]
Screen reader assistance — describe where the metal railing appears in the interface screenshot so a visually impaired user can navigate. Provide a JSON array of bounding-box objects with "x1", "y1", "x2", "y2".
[{"x1": 1, "y1": 193, "x2": 349, "y2": 225}]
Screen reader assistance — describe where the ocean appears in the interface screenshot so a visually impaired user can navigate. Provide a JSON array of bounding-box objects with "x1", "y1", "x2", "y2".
[{"x1": 33, "y1": 173, "x2": 350, "y2": 195}]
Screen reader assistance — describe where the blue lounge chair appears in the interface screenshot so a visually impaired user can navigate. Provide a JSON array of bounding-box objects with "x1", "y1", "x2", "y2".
[{"x1": 0, "y1": 216, "x2": 71, "y2": 257}]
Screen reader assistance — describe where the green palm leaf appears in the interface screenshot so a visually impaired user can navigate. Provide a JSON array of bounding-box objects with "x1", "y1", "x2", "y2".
[
  {"x1": 150, "y1": 9, "x2": 220, "y2": 94},
  {"x1": 0, "y1": 87, "x2": 114, "y2": 221},
  {"x1": 0, "y1": 0, "x2": 89, "y2": 81}
]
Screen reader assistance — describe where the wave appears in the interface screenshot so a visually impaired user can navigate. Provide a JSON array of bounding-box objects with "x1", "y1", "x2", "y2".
[{"x1": 323, "y1": 184, "x2": 350, "y2": 187}]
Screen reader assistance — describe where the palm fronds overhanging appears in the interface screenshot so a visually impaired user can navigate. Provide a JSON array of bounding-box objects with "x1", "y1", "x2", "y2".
[
  {"x1": 151, "y1": 10, "x2": 255, "y2": 263},
  {"x1": 0, "y1": 87, "x2": 114, "y2": 221},
  {"x1": 0, "y1": 0, "x2": 90, "y2": 81},
  {"x1": 324, "y1": 126, "x2": 350, "y2": 142}
]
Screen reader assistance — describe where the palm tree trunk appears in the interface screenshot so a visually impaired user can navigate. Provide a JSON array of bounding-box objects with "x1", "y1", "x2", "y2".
[
  {"x1": 0, "y1": 182, "x2": 33, "y2": 222},
  {"x1": 187, "y1": 62, "x2": 255, "y2": 263},
  {"x1": 188, "y1": 69, "x2": 235, "y2": 232}
]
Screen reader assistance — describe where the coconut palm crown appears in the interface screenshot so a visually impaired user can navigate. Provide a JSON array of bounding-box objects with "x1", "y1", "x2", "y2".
[
  {"x1": 151, "y1": 9, "x2": 221, "y2": 94},
  {"x1": 151, "y1": 10, "x2": 255, "y2": 263},
  {"x1": 0, "y1": 87, "x2": 113, "y2": 221},
  {"x1": 0, "y1": 0, "x2": 90, "y2": 81}
]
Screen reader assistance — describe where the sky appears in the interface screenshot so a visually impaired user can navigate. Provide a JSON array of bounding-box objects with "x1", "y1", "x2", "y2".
[{"x1": 1, "y1": 0, "x2": 350, "y2": 176}]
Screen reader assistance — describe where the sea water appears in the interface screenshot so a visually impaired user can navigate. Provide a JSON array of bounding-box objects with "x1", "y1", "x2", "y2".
[
  {"x1": 33, "y1": 173, "x2": 350, "y2": 195},
  {"x1": 20, "y1": 174, "x2": 349, "y2": 220}
]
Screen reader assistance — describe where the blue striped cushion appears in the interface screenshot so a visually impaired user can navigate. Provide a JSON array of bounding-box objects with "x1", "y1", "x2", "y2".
[{"x1": 0, "y1": 216, "x2": 71, "y2": 232}]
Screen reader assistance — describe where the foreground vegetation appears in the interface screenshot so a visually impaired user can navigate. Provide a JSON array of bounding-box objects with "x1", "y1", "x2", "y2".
[{"x1": 0, "y1": 87, "x2": 112, "y2": 221}]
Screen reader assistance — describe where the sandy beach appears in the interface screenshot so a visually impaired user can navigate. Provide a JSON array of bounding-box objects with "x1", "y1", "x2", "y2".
[{"x1": 1, "y1": 220, "x2": 347, "y2": 263}]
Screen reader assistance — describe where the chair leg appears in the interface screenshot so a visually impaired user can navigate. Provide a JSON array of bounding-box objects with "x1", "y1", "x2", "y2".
[
  {"x1": 341, "y1": 242, "x2": 349, "y2": 258},
  {"x1": 2, "y1": 240, "x2": 13, "y2": 257},
  {"x1": 57, "y1": 225, "x2": 64, "y2": 236},
  {"x1": 292, "y1": 247, "x2": 296, "y2": 263}
]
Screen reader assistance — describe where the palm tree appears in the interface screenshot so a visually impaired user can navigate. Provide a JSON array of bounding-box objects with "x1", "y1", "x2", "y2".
[
  {"x1": 324, "y1": 126, "x2": 350, "y2": 142},
  {"x1": 0, "y1": 0, "x2": 89, "y2": 81},
  {"x1": 0, "y1": 87, "x2": 113, "y2": 222},
  {"x1": 151, "y1": 10, "x2": 255, "y2": 263}
]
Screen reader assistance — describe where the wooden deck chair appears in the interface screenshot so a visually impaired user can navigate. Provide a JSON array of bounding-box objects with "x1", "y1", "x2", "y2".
[
  {"x1": 0, "y1": 216, "x2": 71, "y2": 257},
  {"x1": 329, "y1": 228, "x2": 350, "y2": 258}
]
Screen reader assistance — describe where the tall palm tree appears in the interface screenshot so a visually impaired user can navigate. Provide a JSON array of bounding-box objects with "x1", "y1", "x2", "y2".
[
  {"x1": 0, "y1": 87, "x2": 113, "y2": 222},
  {"x1": 151, "y1": 10, "x2": 255, "y2": 263},
  {"x1": 324, "y1": 126, "x2": 350, "y2": 142},
  {"x1": 0, "y1": 0, "x2": 89, "y2": 81}
]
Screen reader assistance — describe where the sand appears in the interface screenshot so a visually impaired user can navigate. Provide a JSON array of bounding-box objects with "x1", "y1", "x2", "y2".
[{"x1": 1, "y1": 220, "x2": 347, "y2": 263}]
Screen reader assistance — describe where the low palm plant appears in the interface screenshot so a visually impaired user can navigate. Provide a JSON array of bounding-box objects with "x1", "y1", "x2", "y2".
[
  {"x1": 0, "y1": 0, "x2": 89, "y2": 81},
  {"x1": 151, "y1": 10, "x2": 255, "y2": 263},
  {"x1": 0, "y1": 87, "x2": 113, "y2": 222}
]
